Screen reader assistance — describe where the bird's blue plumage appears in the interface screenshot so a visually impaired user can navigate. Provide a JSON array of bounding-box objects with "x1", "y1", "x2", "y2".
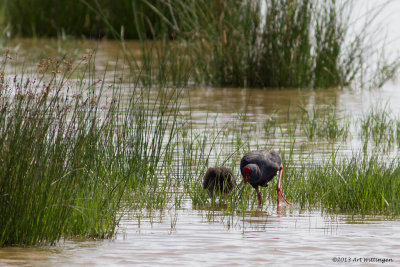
[{"x1": 240, "y1": 149, "x2": 281, "y2": 188}]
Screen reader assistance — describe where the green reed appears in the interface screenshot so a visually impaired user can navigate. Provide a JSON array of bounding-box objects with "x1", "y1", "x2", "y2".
[
  {"x1": 162, "y1": 0, "x2": 398, "y2": 88},
  {"x1": 0, "y1": 56, "x2": 119, "y2": 245},
  {"x1": 300, "y1": 105, "x2": 349, "y2": 140},
  {"x1": 39, "y1": 0, "x2": 397, "y2": 89},
  {"x1": 1, "y1": 45, "x2": 400, "y2": 246},
  {"x1": 185, "y1": 105, "x2": 400, "y2": 218},
  {"x1": 263, "y1": 104, "x2": 350, "y2": 141},
  {"x1": 179, "y1": 112, "x2": 279, "y2": 216},
  {"x1": 0, "y1": 49, "x2": 184, "y2": 245},
  {"x1": 6, "y1": 0, "x2": 396, "y2": 90},
  {"x1": 397, "y1": 121, "x2": 400, "y2": 145},
  {"x1": 360, "y1": 104, "x2": 398, "y2": 152},
  {"x1": 122, "y1": 101, "x2": 399, "y2": 220},
  {"x1": 279, "y1": 153, "x2": 400, "y2": 216}
]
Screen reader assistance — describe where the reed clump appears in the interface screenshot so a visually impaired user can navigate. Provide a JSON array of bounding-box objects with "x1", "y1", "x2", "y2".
[
  {"x1": 282, "y1": 153, "x2": 400, "y2": 216},
  {"x1": 0, "y1": 56, "x2": 121, "y2": 245},
  {"x1": 157, "y1": 0, "x2": 398, "y2": 88},
  {"x1": 184, "y1": 110, "x2": 400, "y2": 218},
  {"x1": 262, "y1": 104, "x2": 349, "y2": 141},
  {"x1": 360, "y1": 105, "x2": 399, "y2": 152},
  {"x1": 0, "y1": 50, "x2": 183, "y2": 246},
  {"x1": 4, "y1": 0, "x2": 397, "y2": 89},
  {"x1": 299, "y1": 105, "x2": 349, "y2": 140}
]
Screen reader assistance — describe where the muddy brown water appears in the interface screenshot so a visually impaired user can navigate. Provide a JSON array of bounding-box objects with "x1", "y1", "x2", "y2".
[
  {"x1": 1, "y1": 209, "x2": 400, "y2": 266},
  {"x1": 2, "y1": 7, "x2": 400, "y2": 265}
]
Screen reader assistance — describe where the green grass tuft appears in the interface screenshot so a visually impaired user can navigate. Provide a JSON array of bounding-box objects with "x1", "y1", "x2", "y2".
[
  {"x1": 283, "y1": 153, "x2": 400, "y2": 216},
  {"x1": 0, "y1": 50, "x2": 183, "y2": 246}
]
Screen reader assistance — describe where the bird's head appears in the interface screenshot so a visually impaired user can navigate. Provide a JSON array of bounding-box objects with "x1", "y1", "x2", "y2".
[{"x1": 243, "y1": 164, "x2": 257, "y2": 184}]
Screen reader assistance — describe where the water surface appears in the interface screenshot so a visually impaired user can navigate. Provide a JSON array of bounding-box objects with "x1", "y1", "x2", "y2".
[{"x1": 1, "y1": 209, "x2": 399, "y2": 266}]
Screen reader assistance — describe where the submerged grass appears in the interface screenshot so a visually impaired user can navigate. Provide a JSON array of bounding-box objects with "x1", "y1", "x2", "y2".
[
  {"x1": 262, "y1": 104, "x2": 350, "y2": 141},
  {"x1": 184, "y1": 103, "x2": 400, "y2": 218},
  {"x1": 299, "y1": 104, "x2": 349, "y2": 140},
  {"x1": 360, "y1": 104, "x2": 399, "y2": 152},
  {"x1": 187, "y1": 145, "x2": 400, "y2": 218}
]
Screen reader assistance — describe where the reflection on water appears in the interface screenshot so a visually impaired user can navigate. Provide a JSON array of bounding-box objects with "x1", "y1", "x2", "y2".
[{"x1": 1, "y1": 208, "x2": 400, "y2": 266}]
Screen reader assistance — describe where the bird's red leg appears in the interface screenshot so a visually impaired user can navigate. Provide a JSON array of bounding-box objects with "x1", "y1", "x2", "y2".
[
  {"x1": 256, "y1": 188, "x2": 263, "y2": 207},
  {"x1": 277, "y1": 165, "x2": 292, "y2": 206}
]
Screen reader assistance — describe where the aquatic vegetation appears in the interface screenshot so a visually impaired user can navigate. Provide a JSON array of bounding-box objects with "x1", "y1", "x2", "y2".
[
  {"x1": 1, "y1": 51, "x2": 400, "y2": 247},
  {"x1": 0, "y1": 57, "x2": 120, "y2": 245},
  {"x1": 397, "y1": 121, "x2": 400, "y2": 145},
  {"x1": 0, "y1": 30, "x2": 399, "y2": 247},
  {"x1": 359, "y1": 104, "x2": 398, "y2": 152},
  {"x1": 299, "y1": 105, "x2": 349, "y2": 140},
  {"x1": 0, "y1": 52, "x2": 182, "y2": 246},
  {"x1": 4, "y1": 0, "x2": 397, "y2": 89},
  {"x1": 123, "y1": 38, "x2": 193, "y2": 87},
  {"x1": 164, "y1": 0, "x2": 398, "y2": 88},
  {"x1": 262, "y1": 104, "x2": 350, "y2": 141},
  {"x1": 186, "y1": 110, "x2": 400, "y2": 218},
  {"x1": 283, "y1": 153, "x2": 400, "y2": 216}
]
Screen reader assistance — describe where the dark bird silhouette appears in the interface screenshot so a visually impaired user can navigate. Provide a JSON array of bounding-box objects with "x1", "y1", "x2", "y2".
[
  {"x1": 203, "y1": 167, "x2": 236, "y2": 195},
  {"x1": 240, "y1": 149, "x2": 291, "y2": 207}
]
